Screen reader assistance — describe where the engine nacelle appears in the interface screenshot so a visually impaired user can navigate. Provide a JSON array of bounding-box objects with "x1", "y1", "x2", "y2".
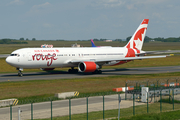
[
  {"x1": 78, "y1": 61, "x2": 99, "y2": 72},
  {"x1": 40, "y1": 68, "x2": 55, "y2": 71}
]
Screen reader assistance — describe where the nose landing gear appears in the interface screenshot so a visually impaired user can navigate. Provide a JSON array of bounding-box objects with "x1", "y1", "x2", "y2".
[
  {"x1": 17, "y1": 68, "x2": 23, "y2": 77},
  {"x1": 18, "y1": 71, "x2": 23, "y2": 77}
]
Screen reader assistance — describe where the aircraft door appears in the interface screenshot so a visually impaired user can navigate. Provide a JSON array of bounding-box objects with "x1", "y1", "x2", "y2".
[
  {"x1": 17, "y1": 54, "x2": 20, "y2": 62},
  {"x1": 79, "y1": 53, "x2": 83, "y2": 57},
  {"x1": 28, "y1": 52, "x2": 32, "y2": 61}
]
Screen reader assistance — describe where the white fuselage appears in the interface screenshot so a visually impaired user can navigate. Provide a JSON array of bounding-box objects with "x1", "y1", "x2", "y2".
[{"x1": 6, "y1": 47, "x2": 129, "y2": 69}]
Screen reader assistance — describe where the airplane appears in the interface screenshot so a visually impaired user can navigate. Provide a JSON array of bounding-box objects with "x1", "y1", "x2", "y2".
[
  {"x1": 6, "y1": 19, "x2": 167, "y2": 77},
  {"x1": 91, "y1": 39, "x2": 97, "y2": 47},
  {"x1": 91, "y1": 39, "x2": 112, "y2": 47}
]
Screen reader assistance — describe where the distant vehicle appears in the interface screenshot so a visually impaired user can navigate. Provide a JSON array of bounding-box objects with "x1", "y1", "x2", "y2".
[
  {"x1": 41, "y1": 44, "x2": 53, "y2": 48},
  {"x1": 6, "y1": 19, "x2": 167, "y2": 77},
  {"x1": 71, "y1": 43, "x2": 81, "y2": 47}
]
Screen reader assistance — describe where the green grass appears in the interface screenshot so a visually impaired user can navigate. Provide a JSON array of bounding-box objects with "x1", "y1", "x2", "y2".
[
  {"x1": 1, "y1": 40, "x2": 124, "y2": 54},
  {"x1": 119, "y1": 110, "x2": 180, "y2": 120},
  {"x1": 161, "y1": 99, "x2": 180, "y2": 104},
  {"x1": 17, "y1": 91, "x2": 122, "y2": 104},
  {"x1": 1, "y1": 72, "x2": 180, "y2": 103}
]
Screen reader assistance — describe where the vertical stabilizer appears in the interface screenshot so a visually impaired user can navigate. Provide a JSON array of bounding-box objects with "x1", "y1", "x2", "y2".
[
  {"x1": 125, "y1": 19, "x2": 149, "y2": 53},
  {"x1": 91, "y1": 39, "x2": 97, "y2": 47}
]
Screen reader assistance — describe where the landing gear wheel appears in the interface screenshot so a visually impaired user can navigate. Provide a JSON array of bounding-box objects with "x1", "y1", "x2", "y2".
[
  {"x1": 68, "y1": 68, "x2": 78, "y2": 74},
  {"x1": 98, "y1": 70, "x2": 102, "y2": 74},
  {"x1": 18, "y1": 71, "x2": 23, "y2": 77},
  {"x1": 75, "y1": 69, "x2": 78, "y2": 73},
  {"x1": 68, "y1": 69, "x2": 72, "y2": 73},
  {"x1": 93, "y1": 70, "x2": 102, "y2": 74}
]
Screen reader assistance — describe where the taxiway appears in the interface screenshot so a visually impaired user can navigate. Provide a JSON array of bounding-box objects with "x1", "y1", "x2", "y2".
[{"x1": 0, "y1": 66, "x2": 179, "y2": 82}]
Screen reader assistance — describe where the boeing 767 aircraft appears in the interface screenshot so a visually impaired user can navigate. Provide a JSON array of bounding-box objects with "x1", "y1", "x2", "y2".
[{"x1": 6, "y1": 19, "x2": 167, "y2": 76}]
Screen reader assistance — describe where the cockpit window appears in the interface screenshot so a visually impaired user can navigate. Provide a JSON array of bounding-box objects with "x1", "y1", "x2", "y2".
[
  {"x1": 10, "y1": 54, "x2": 20, "y2": 57},
  {"x1": 10, "y1": 54, "x2": 16, "y2": 56}
]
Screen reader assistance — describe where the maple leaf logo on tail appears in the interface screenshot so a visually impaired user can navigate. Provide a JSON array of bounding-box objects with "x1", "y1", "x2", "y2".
[
  {"x1": 134, "y1": 28, "x2": 146, "y2": 41},
  {"x1": 125, "y1": 19, "x2": 149, "y2": 51},
  {"x1": 125, "y1": 19, "x2": 149, "y2": 57}
]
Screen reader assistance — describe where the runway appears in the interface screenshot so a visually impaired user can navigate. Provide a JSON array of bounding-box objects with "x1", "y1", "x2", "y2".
[
  {"x1": 0, "y1": 54, "x2": 9, "y2": 58},
  {"x1": 0, "y1": 66, "x2": 180, "y2": 82}
]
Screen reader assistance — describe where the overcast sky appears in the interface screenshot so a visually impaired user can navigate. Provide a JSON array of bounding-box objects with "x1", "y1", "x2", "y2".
[{"x1": 0, "y1": 0, "x2": 179, "y2": 40}]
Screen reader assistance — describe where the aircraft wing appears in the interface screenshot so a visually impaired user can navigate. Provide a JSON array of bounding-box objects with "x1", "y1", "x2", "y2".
[
  {"x1": 135, "y1": 51, "x2": 156, "y2": 56},
  {"x1": 69, "y1": 55, "x2": 167, "y2": 64},
  {"x1": 148, "y1": 50, "x2": 180, "y2": 54},
  {"x1": 137, "y1": 50, "x2": 180, "y2": 56}
]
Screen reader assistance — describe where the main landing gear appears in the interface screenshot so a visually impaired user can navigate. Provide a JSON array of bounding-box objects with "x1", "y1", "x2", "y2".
[
  {"x1": 93, "y1": 69, "x2": 102, "y2": 74},
  {"x1": 68, "y1": 67, "x2": 78, "y2": 74},
  {"x1": 17, "y1": 68, "x2": 23, "y2": 77}
]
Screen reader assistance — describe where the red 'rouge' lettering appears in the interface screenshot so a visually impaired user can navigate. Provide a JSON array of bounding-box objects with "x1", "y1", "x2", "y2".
[{"x1": 32, "y1": 53, "x2": 57, "y2": 66}]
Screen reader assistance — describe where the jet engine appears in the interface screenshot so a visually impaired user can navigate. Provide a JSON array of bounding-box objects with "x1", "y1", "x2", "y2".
[{"x1": 78, "y1": 61, "x2": 99, "y2": 72}]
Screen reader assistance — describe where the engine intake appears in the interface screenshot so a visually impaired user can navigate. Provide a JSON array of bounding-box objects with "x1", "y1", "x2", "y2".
[{"x1": 78, "y1": 61, "x2": 99, "y2": 72}]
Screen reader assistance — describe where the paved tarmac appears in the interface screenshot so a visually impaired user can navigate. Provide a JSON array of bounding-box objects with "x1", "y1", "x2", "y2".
[
  {"x1": 0, "y1": 66, "x2": 180, "y2": 82},
  {"x1": 0, "y1": 54, "x2": 9, "y2": 58}
]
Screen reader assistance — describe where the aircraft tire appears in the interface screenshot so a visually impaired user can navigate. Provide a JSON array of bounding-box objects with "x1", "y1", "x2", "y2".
[
  {"x1": 18, "y1": 71, "x2": 23, "y2": 77},
  {"x1": 68, "y1": 69, "x2": 72, "y2": 73},
  {"x1": 93, "y1": 70, "x2": 102, "y2": 74},
  {"x1": 74, "y1": 69, "x2": 78, "y2": 73},
  {"x1": 68, "y1": 69, "x2": 78, "y2": 74},
  {"x1": 98, "y1": 70, "x2": 102, "y2": 74}
]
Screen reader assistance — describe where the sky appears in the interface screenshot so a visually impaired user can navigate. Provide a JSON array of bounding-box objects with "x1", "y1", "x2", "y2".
[{"x1": 0, "y1": 0, "x2": 180, "y2": 40}]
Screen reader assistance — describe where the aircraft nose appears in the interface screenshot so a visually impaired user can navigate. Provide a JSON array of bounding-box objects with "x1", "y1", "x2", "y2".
[
  {"x1": 6, "y1": 56, "x2": 11, "y2": 64},
  {"x1": 6, "y1": 56, "x2": 14, "y2": 65}
]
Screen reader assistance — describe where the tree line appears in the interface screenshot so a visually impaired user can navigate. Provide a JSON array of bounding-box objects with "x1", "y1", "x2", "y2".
[
  {"x1": 126, "y1": 36, "x2": 180, "y2": 42},
  {"x1": 90, "y1": 36, "x2": 180, "y2": 42},
  {"x1": 0, "y1": 39, "x2": 28, "y2": 44}
]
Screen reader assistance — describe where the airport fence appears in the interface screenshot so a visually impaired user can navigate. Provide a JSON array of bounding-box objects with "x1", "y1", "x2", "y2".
[{"x1": 1, "y1": 79, "x2": 180, "y2": 120}]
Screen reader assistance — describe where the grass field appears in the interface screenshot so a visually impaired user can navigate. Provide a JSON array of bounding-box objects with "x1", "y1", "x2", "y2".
[{"x1": 1, "y1": 72, "x2": 180, "y2": 100}]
